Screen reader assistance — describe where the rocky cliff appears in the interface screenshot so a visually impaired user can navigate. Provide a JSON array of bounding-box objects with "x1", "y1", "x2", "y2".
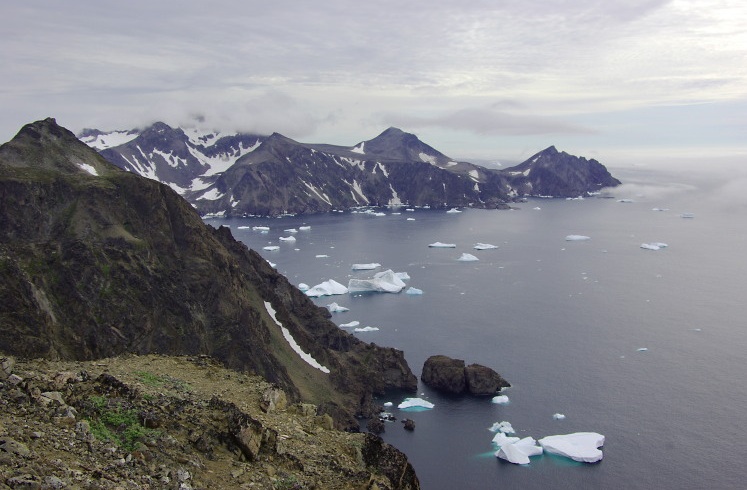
[{"x1": 0, "y1": 118, "x2": 417, "y2": 431}]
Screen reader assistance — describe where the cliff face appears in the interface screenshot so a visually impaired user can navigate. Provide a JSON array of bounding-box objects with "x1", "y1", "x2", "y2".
[{"x1": 0, "y1": 118, "x2": 417, "y2": 429}]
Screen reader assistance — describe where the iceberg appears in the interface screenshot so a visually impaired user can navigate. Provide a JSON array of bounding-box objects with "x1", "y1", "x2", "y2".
[
  {"x1": 305, "y1": 279, "x2": 348, "y2": 297},
  {"x1": 299, "y1": 225, "x2": 312, "y2": 230},
  {"x1": 339, "y1": 321, "x2": 360, "y2": 328},
  {"x1": 446, "y1": 208, "x2": 462, "y2": 213},
  {"x1": 397, "y1": 397, "x2": 434, "y2": 410},
  {"x1": 348, "y1": 269, "x2": 406, "y2": 293},
  {"x1": 354, "y1": 326, "x2": 379, "y2": 332},
  {"x1": 429, "y1": 242, "x2": 457, "y2": 248},
  {"x1": 637, "y1": 347, "x2": 648, "y2": 352},
  {"x1": 279, "y1": 236, "x2": 296, "y2": 242},
  {"x1": 538, "y1": 432, "x2": 605, "y2": 463},
  {"x1": 284, "y1": 228, "x2": 298, "y2": 233},
  {"x1": 457, "y1": 253, "x2": 479, "y2": 262},
  {"x1": 326, "y1": 302, "x2": 349, "y2": 313},
  {"x1": 407, "y1": 217, "x2": 416, "y2": 221},
  {"x1": 491, "y1": 395, "x2": 509, "y2": 405},
  {"x1": 474, "y1": 243, "x2": 498, "y2": 250},
  {"x1": 298, "y1": 283, "x2": 309, "y2": 291},
  {"x1": 383, "y1": 402, "x2": 393, "y2": 407},
  {"x1": 405, "y1": 287, "x2": 423, "y2": 295},
  {"x1": 237, "y1": 225, "x2": 251, "y2": 229},
  {"x1": 395, "y1": 272, "x2": 410, "y2": 280},
  {"x1": 492, "y1": 432, "x2": 520, "y2": 446},
  {"x1": 552, "y1": 413, "x2": 566, "y2": 420},
  {"x1": 495, "y1": 437, "x2": 543, "y2": 465},
  {"x1": 565, "y1": 235, "x2": 591, "y2": 241},
  {"x1": 252, "y1": 226, "x2": 270, "y2": 231},
  {"x1": 352, "y1": 263, "x2": 381, "y2": 270},
  {"x1": 489, "y1": 421, "x2": 515, "y2": 434},
  {"x1": 315, "y1": 254, "x2": 329, "y2": 258},
  {"x1": 262, "y1": 245, "x2": 280, "y2": 251},
  {"x1": 640, "y1": 242, "x2": 668, "y2": 250}
]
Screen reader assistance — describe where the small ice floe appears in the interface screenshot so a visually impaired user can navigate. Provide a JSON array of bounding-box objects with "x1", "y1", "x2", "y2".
[
  {"x1": 398, "y1": 397, "x2": 434, "y2": 411},
  {"x1": 298, "y1": 283, "x2": 309, "y2": 291},
  {"x1": 533, "y1": 207, "x2": 541, "y2": 210},
  {"x1": 640, "y1": 242, "x2": 668, "y2": 251},
  {"x1": 565, "y1": 235, "x2": 591, "y2": 241},
  {"x1": 538, "y1": 432, "x2": 605, "y2": 463},
  {"x1": 383, "y1": 401, "x2": 394, "y2": 407},
  {"x1": 405, "y1": 287, "x2": 423, "y2": 295},
  {"x1": 315, "y1": 254, "x2": 329, "y2": 258},
  {"x1": 305, "y1": 280, "x2": 348, "y2": 297},
  {"x1": 354, "y1": 326, "x2": 380, "y2": 332},
  {"x1": 651, "y1": 208, "x2": 669, "y2": 212},
  {"x1": 339, "y1": 321, "x2": 360, "y2": 328},
  {"x1": 446, "y1": 208, "x2": 462, "y2": 213},
  {"x1": 636, "y1": 347, "x2": 648, "y2": 352},
  {"x1": 495, "y1": 437, "x2": 543, "y2": 465},
  {"x1": 405, "y1": 208, "x2": 415, "y2": 212},
  {"x1": 429, "y1": 242, "x2": 457, "y2": 248},
  {"x1": 395, "y1": 272, "x2": 410, "y2": 280},
  {"x1": 263, "y1": 245, "x2": 280, "y2": 251},
  {"x1": 253, "y1": 226, "x2": 270, "y2": 231},
  {"x1": 491, "y1": 395, "x2": 509, "y2": 405},
  {"x1": 406, "y1": 217, "x2": 416, "y2": 221},
  {"x1": 348, "y1": 269, "x2": 406, "y2": 293},
  {"x1": 681, "y1": 213, "x2": 695, "y2": 219},
  {"x1": 553, "y1": 413, "x2": 566, "y2": 420},
  {"x1": 489, "y1": 421, "x2": 515, "y2": 434},
  {"x1": 284, "y1": 228, "x2": 298, "y2": 233},
  {"x1": 474, "y1": 243, "x2": 498, "y2": 250},
  {"x1": 237, "y1": 226, "x2": 251, "y2": 229},
  {"x1": 279, "y1": 236, "x2": 296, "y2": 242},
  {"x1": 326, "y1": 302, "x2": 349, "y2": 313},
  {"x1": 457, "y1": 253, "x2": 479, "y2": 262},
  {"x1": 299, "y1": 225, "x2": 312, "y2": 230},
  {"x1": 352, "y1": 263, "x2": 381, "y2": 270}
]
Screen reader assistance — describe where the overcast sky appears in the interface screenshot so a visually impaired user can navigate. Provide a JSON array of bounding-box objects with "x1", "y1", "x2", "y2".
[{"x1": 2, "y1": 0, "x2": 746, "y2": 166}]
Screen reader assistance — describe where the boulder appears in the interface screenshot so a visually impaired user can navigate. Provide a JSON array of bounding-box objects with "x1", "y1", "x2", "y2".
[
  {"x1": 421, "y1": 355, "x2": 466, "y2": 394},
  {"x1": 464, "y1": 363, "x2": 510, "y2": 395}
]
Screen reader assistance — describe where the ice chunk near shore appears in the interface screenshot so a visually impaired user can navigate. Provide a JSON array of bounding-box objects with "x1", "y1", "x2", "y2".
[
  {"x1": 405, "y1": 287, "x2": 423, "y2": 295},
  {"x1": 326, "y1": 302, "x2": 349, "y2": 313},
  {"x1": 279, "y1": 236, "x2": 296, "y2": 242},
  {"x1": 429, "y1": 242, "x2": 457, "y2": 248},
  {"x1": 491, "y1": 395, "x2": 509, "y2": 405},
  {"x1": 640, "y1": 242, "x2": 668, "y2": 250},
  {"x1": 565, "y1": 235, "x2": 591, "y2": 241},
  {"x1": 489, "y1": 421, "x2": 515, "y2": 434},
  {"x1": 354, "y1": 326, "x2": 379, "y2": 332},
  {"x1": 352, "y1": 263, "x2": 381, "y2": 270},
  {"x1": 348, "y1": 269, "x2": 406, "y2": 293},
  {"x1": 457, "y1": 253, "x2": 479, "y2": 262},
  {"x1": 383, "y1": 402, "x2": 393, "y2": 407},
  {"x1": 495, "y1": 437, "x2": 543, "y2": 465},
  {"x1": 398, "y1": 397, "x2": 434, "y2": 410},
  {"x1": 474, "y1": 243, "x2": 498, "y2": 250},
  {"x1": 305, "y1": 279, "x2": 348, "y2": 297},
  {"x1": 263, "y1": 245, "x2": 280, "y2": 251},
  {"x1": 298, "y1": 283, "x2": 309, "y2": 291},
  {"x1": 339, "y1": 321, "x2": 360, "y2": 328},
  {"x1": 538, "y1": 432, "x2": 604, "y2": 463}
]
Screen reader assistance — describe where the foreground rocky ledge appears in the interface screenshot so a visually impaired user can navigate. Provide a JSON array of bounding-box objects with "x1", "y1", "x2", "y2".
[{"x1": 0, "y1": 354, "x2": 419, "y2": 489}]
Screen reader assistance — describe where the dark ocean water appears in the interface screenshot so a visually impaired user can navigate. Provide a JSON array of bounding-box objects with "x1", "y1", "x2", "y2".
[{"x1": 205, "y1": 165, "x2": 747, "y2": 489}]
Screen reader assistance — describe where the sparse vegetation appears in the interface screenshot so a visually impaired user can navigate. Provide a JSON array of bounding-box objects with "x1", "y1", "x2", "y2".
[{"x1": 85, "y1": 394, "x2": 158, "y2": 451}]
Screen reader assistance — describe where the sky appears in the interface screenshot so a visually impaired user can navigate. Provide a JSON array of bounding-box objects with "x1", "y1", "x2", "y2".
[{"x1": 2, "y1": 0, "x2": 746, "y2": 167}]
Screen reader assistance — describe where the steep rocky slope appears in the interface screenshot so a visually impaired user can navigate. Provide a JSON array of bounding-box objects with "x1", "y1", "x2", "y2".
[{"x1": 0, "y1": 118, "x2": 417, "y2": 430}]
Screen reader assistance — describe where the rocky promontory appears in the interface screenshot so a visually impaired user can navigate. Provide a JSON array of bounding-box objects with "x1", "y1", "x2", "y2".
[{"x1": 421, "y1": 355, "x2": 510, "y2": 395}]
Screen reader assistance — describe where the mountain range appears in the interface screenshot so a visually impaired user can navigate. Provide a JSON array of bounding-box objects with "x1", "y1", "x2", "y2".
[{"x1": 80, "y1": 124, "x2": 621, "y2": 217}]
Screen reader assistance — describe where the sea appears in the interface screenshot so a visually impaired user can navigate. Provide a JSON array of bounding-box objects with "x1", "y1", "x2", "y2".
[{"x1": 204, "y1": 163, "x2": 747, "y2": 489}]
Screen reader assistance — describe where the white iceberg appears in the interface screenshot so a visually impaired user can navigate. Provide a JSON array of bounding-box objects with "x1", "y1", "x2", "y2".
[
  {"x1": 279, "y1": 236, "x2": 296, "y2": 242},
  {"x1": 352, "y1": 263, "x2": 381, "y2": 270},
  {"x1": 354, "y1": 326, "x2": 379, "y2": 332},
  {"x1": 299, "y1": 225, "x2": 312, "y2": 230},
  {"x1": 315, "y1": 254, "x2": 329, "y2": 258},
  {"x1": 492, "y1": 432, "x2": 520, "y2": 446},
  {"x1": 305, "y1": 279, "x2": 349, "y2": 297},
  {"x1": 491, "y1": 395, "x2": 509, "y2": 405},
  {"x1": 489, "y1": 421, "x2": 515, "y2": 434},
  {"x1": 263, "y1": 245, "x2": 280, "y2": 251},
  {"x1": 395, "y1": 272, "x2": 410, "y2": 280},
  {"x1": 495, "y1": 437, "x2": 543, "y2": 465},
  {"x1": 405, "y1": 287, "x2": 423, "y2": 295},
  {"x1": 383, "y1": 401, "x2": 393, "y2": 407},
  {"x1": 284, "y1": 228, "x2": 298, "y2": 233},
  {"x1": 298, "y1": 283, "x2": 309, "y2": 291},
  {"x1": 348, "y1": 269, "x2": 406, "y2": 293},
  {"x1": 640, "y1": 242, "x2": 668, "y2": 250},
  {"x1": 429, "y1": 242, "x2": 457, "y2": 248},
  {"x1": 553, "y1": 413, "x2": 566, "y2": 420},
  {"x1": 474, "y1": 243, "x2": 498, "y2": 250},
  {"x1": 237, "y1": 226, "x2": 251, "y2": 229},
  {"x1": 637, "y1": 347, "x2": 648, "y2": 352},
  {"x1": 398, "y1": 397, "x2": 434, "y2": 410},
  {"x1": 339, "y1": 321, "x2": 360, "y2": 328},
  {"x1": 326, "y1": 302, "x2": 349, "y2": 313},
  {"x1": 565, "y1": 235, "x2": 591, "y2": 241},
  {"x1": 538, "y1": 432, "x2": 605, "y2": 463},
  {"x1": 407, "y1": 217, "x2": 416, "y2": 221},
  {"x1": 253, "y1": 226, "x2": 270, "y2": 231},
  {"x1": 457, "y1": 253, "x2": 479, "y2": 262},
  {"x1": 446, "y1": 208, "x2": 462, "y2": 213}
]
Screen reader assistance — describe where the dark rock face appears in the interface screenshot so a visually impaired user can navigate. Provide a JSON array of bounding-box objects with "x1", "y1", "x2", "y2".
[
  {"x1": 421, "y1": 355, "x2": 510, "y2": 395},
  {"x1": 361, "y1": 433, "x2": 420, "y2": 489},
  {"x1": 0, "y1": 118, "x2": 417, "y2": 429},
  {"x1": 85, "y1": 123, "x2": 620, "y2": 217}
]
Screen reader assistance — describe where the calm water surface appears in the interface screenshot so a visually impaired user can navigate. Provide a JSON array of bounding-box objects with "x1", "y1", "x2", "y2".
[{"x1": 206, "y1": 165, "x2": 747, "y2": 489}]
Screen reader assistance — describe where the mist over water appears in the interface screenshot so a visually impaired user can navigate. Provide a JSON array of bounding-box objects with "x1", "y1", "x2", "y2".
[{"x1": 206, "y1": 165, "x2": 747, "y2": 489}]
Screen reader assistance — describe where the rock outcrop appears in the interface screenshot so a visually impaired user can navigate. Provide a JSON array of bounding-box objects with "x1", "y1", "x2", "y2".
[
  {"x1": 0, "y1": 118, "x2": 417, "y2": 430},
  {"x1": 421, "y1": 355, "x2": 510, "y2": 395}
]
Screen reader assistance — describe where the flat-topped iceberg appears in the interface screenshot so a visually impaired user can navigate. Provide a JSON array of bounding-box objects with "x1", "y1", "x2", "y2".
[
  {"x1": 262, "y1": 245, "x2": 280, "y2": 251},
  {"x1": 351, "y1": 263, "x2": 381, "y2": 270},
  {"x1": 305, "y1": 279, "x2": 348, "y2": 297},
  {"x1": 405, "y1": 287, "x2": 423, "y2": 295},
  {"x1": 398, "y1": 397, "x2": 434, "y2": 410},
  {"x1": 279, "y1": 236, "x2": 296, "y2": 242},
  {"x1": 348, "y1": 269, "x2": 406, "y2": 293},
  {"x1": 457, "y1": 253, "x2": 479, "y2": 262},
  {"x1": 299, "y1": 225, "x2": 312, "y2": 230},
  {"x1": 491, "y1": 395, "x2": 509, "y2": 405},
  {"x1": 284, "y1": 228, "x2": 298, "y2": 233},
  {"x1": 495, "y1": 437, "x2": 543, "y2": 465},
  {"x1": 429, "y1": 242, "x2": 457, "y2": 248},
  {"x1": 326, "y1": 302, "x2": 349, "y2": 313},
  {"x1": 641, "y1": 242, "x2": 668, "y2": 250},
  {"x1": 565, "y1": 235, "x2": 591, "y2": 241},
  {"x1": 339, "y1": 320, "x2": 360, "y2": 328},
  {"x1": 252, "y1": 226, "x2": 270, "y2": 231},
  {"x1": 538, "y1": 432, "x2": 605, "y2": 463},
  {"x1": 474, "y1": 243, "x2": 498, "y2": 250},
  {"x1": 354, "y1": 326, "x2": 379, "y2": 332}
]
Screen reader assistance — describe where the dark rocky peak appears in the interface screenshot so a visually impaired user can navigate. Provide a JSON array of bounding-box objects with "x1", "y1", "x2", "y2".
[
  {"x1": 362, "y1": 127, "x2": 450, "y2": 163},
  {"x1": 252, "y1": 132, "x2": 305, "y2": 159},
  {"x1": 138, "y1": 122, "x2": 187, "y2": 145}
]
